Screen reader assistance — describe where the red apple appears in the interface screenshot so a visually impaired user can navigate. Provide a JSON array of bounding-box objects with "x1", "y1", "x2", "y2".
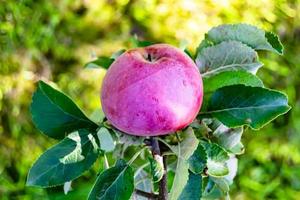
[{"x1": 101, "y1": 44, "x2": 203, "y2": 136}]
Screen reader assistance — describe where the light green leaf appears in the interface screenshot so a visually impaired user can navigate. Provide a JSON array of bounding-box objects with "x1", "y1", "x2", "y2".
[
  {"x1": 204, "y1": 85, "x2": 291, "y2": 129},
  {"x1": 178, "y1": 171, "x2": 202, "y2": 200},
  {"x1": 130, "y1": 36, "x2": 154, "y2": 48},
  {"x1": 111, "y1": 49, "x2": 126, "y2": 60},
  {"x1": 188, "y1": 143, "x2": 207, "y2": 174},
  {"x1": 196, "y1": 41, "x2": 262, "y2": 77},
  {"x1": 169, "y1": 128, "x2": 199, "y2": 200},
  {"x1": 30, "y1": 81, "x2": 97, "y2": 139},
  {"x1": 212, "y1": 123, "x2": 243, "y2": 152},
  {"x1": 203, "y1": 70, "x2": 264, "y2": 95},
  {"x1": 88, "y1": 159, "x2": 134, "y2": 200},
  {"x1": 149, "y1": 155, "x2": 164, "y2": 183},
  {"x1": 97, "y1": 127, "x2": 115, "y2": 152},
  {"x1": 26, "y1": 129, "x2": 99, "y2": 187},
  {"x1": 134, "y1": 168, "x2": 152, "y2": 200},
  {"x1": 89, "y1": 109, "x2": 105, "y2": 125},
  {"x1": 201, "y1": 141, "x2": 229, "y2": 177},
  {"x1": 63, "y1": 181, "x2": 72, "y2": 194},
  {"x1": 84, "y1": 56, "x2": 114, "y2": 69},
  {"x1": 199, "y1": 23, "x2": 283, "y2": 54}
]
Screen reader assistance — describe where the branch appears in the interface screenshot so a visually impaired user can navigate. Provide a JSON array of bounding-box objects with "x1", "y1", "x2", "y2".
[
  {"x1": 134, "y1": 189, "x2": 158, "y2": 199},
  {"x1": 150, "y1": 137, "x2": 168, "y2": 200}
]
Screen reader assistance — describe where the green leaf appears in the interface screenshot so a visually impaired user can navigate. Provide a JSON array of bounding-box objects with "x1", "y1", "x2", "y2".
[
  {"x1": 149, "y1": 155, "x2": 164, "y2": 183},
  {"x1": 84, "y1": 56, "x2": 114, "y2": 69},
  {"x1": 200, "y1": 141, "x2": 229, "y2": 177},
  {"x1": 265, "y1": 31, "x2": 283, "y2": 54},
  {"x1": 169, "y1": 128, "x2": 199, "y2": 200},
  {"x1": 199, "y1": 23, "x2": 283, "y2": 54},
  {"x1": 30, "y1": 81, "x2": 97, "y2": 139},
  {"x1": 196, "y1": 41, "x2": 262, "y2": 77},
  {"x1": 97, "y1": 127, "x2": 115, "y2": 152},
  {"x1": 26, "y1": 129, "x2": 99, "y2": 187},
  {"x1": 134, "y1": 169, "x2": 152, "y2": 200},
  {"x1": 110, "y1": 49, "x2": 126, "y2": 60},
  {"x1": 130, "y1": 36, "x2": 154, "y2": 48},
  {"x1": 89, "y1": 109, "x2": 105, "y2": 125},
  {"x1": 88, "y1": 159, "x2": 134, "y2": 200},
  {"x1": 178, "y1": 171, "x2": 202, "y2": 200},
  {"x1": 202, "y1": 178, "x2": 223, "y2": 200},
  {"x1": 203, "y1": 70, "x2": 264, "y2": 95},
  {"x1": 212, "y1": 123, "x2": 243, "y2": 152},
  {"x1": 201, "y1": 70, "x2": 264, "y2": 111},
  {"x1": 188, "y1": 143, "x2": 207, "y2": 174},
  {"x1": 205, "y1": 85, "x2": 291, "y2": 129}
]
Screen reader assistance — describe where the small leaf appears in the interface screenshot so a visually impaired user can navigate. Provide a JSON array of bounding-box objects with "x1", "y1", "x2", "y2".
[
  {"x1": 149, "y1": 155, "x2": 164, "y2": 183},
  {"x1": 111, "y1": 49, "x2": 126, "y2": 60},
  {"x1": 63, "y1": 181, "x2": 72, "y2": 195},
  {"x1": 30, "y1": 81, "x2": 97, "y2": 139},
  {"x1": 130, "y1": 36, "x2": 154, "y2": 48},
  {"x1": 88, "y1": 159, "x2": 134, "y2": 200},
  {"x1": 196, "y1": 41, "x2": 262, "y2": 77},
  {"x1": 265, "y1": 32, "x2": 283, "y2": 54},
  {"x1": 97, "y1": 127, "x2": 115, "y2": 152},
  {"x1": 169, "y1": 128, "x2": 199, "y2": 200},
  {"x1": 199, "y1": 23, "x2": 283, "y2": 54},
  {"x1": 26, "y1": 130, "x2": 99, "y2": 187},
  {"x1": 178, "y1": 171, "x2": 202, "y2": 200},
  {"x1": 188, "y1": 143, "x2": 207, "y2": 174},
  {"x1": 204, "y1": 85, "x2": 291, "y2": 129},
  {"x1": 209, "y1": 177, "x2": 229, "y2": 194},
  {"x1": 84, "y1": 56, "x2": 114, "y2": 69},
  {"x1": 200, "y1": 141, "x2": 229, "y2": 177}
]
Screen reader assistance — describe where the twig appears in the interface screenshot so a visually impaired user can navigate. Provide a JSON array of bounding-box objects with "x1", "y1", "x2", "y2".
[{"x1": 134, "y1": 189, "x2": 158, "y2": 199}]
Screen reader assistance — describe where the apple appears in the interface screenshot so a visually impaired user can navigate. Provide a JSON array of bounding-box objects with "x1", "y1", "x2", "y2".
[{"x1": 101, "y1": 44, "x2": 203, "y2": 136}]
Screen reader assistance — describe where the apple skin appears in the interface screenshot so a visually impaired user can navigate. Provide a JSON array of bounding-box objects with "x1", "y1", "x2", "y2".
[{"x1": 101, "y1": 44, "x2": 203, "y2": 136}]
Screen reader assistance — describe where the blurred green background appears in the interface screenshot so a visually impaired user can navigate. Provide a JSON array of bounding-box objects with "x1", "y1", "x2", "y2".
[{"x1": 0, "y1": 0, "x2": 299, "y2": 199}]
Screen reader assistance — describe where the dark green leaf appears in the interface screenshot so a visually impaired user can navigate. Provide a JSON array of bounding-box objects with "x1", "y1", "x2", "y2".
[
  {"x1": 199, "y1": 23, "x2": 283, "y2": 54},
  {"x1": 84, "y1": 56, "x2": 114, "y2": 69},
  {"x1": 265, "y1": 32, "x2": 283, "y2": 54},
  {"x1": 200, "y1": 141, "x2": 229, "y2": 177},
  {"x1": 188, "y1": 143, "x2": 207, "y2": 174},
  {"x1": 196, "y1": 41, "x2": 262, "y2": 77},
  {"x1": 178, "y1": 171, "x2": 202, "y2": 200},
  {"x1": 26, "y1": 129, "x2": 99, "y2": 187},
  {"x1": 30, "y1": 81, "x2": 97, "y2": 139},
  {"x1": 205, "y1": 85, "x2": 291, "y2": 129},
  {"x1": 88, "y1": 159, "x2": 134, "y2": 200},
  {"x1": 97, "y1": 127, "x2": 115, "y2": 152},
  {"x1": 201, "y1": 70, "x2": 264, "y2": 111}
]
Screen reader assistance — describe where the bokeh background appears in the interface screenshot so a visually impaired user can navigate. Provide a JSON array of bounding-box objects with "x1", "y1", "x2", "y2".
[{"x1": 1, "y1": 0, "x2": 300, "y2": 199}]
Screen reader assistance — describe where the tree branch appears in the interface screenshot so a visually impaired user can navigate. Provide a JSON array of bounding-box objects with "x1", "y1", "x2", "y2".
[
  {"x1": 150, "y1": 137, "x2": 168, "y2": 200},
  {"x1": 134, "y1": 189, "x2": 158, "y2": 199}
]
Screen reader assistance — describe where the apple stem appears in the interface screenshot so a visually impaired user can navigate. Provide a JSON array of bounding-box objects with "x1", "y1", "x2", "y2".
[{"x1": 150, "y1": 137, "x2": 168, "y2": 200}]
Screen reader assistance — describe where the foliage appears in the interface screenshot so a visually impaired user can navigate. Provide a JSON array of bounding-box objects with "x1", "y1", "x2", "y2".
[
  {"x1": 24, "y1": 23, "x2": 290, "y2": 200},
  {"x1": 1, "y1": 1, "x2": 300, "y2": 200}
]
